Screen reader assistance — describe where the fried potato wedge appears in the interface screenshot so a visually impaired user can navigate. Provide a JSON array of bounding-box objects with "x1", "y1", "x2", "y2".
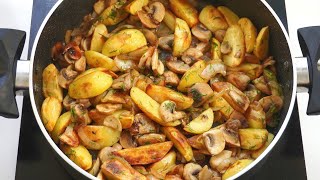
[
  {"x1": 177, "y1": 60, "x2": 207, "y2": 92},
  {"x1": 130, "y1": 87, "x2": 181, "y2": 126},
  {"x1": 238, "y1": 18, "x2": 257, "y2": 53},
  {"x1": 222, "y1": 159, "x2": 253, "y2": 180},
  {"x1": 51, "y1": 111, "x2": 72, "y2": 143},
  {"x1": 61, "y1": 145, "x2": 92, "y2": 170},
  {"x1": 162, "y1": 127, "x2": 193, "y2": 162},
  {"x1": 77, "y1": 125, "x2": 121, "y2": 150},
  {"x1": 217, "y1": 6, "x2": 239, "y2": 26},
  {"x1": 208, "y1": 93, "x2": 235, "y2": 118},
  {"x1": 164, "y1": 10, "x2": 176, "y2": 31},
  {"x1": 85, "y1": 51, "x2": 115, "y2": 70},
  {"x1": 149, "y1": 151, "x2": 177, "y2": 179},
  {"x1": 254, "y1": 26, "x2": 269, "y2": 60},
  {"x1": 68, "y1": 68, "x2": 113, "y2": 99},
  {"x1": 227, "y1": 63, "x2": 263, "y2": 80},
  {"x1": 251, "y1": 133, "x2": 274, "y2": 159},
  {"x1": 42, "y1": 64, "x2": 63, "y2": 102},
  {"x1": 99, "y1": 0, "x2": 129, "y2": 26},
  {"x1": 169, "y1": 0, "x2": 198, "y2": 27},
  {"x1": 239, "y1": 129, "x2": 268, "y2": 150},
  {"x1": 102, "y1": 29, "x2": 147, "y2": 57},
  {"x1": 245, "y1": 102, "x2": 266, "y2": 129},
  {"x1": 211, "y1": 38, "x2": 222, "y2": 60},
  {"x1": 125, "y1": 0, "x2": 149, "y2": 15},
  {"x1": 222, "y1": 25, "x2": 245, "y2": 67},
  {"x1": 90, "y1": 23, "x2": 108, "y2": 52},
  {"x1": 199, "y1": 5, "x2": 229, "y2": 33},
  {"x1": 146, "y1": 84, "x2": 193, "y2": 110},
  {"x1": 173, "y1": 18, "x2": 192, "y2": 57},
  {"x1": 101, "y1": 156, "x2": 147, "y2": 180},
  {"x1": 41, "y1": 97, "x2": 62, "y2": 132},
  {"x1": 184, "y1": 108, "x2": 214, "y2": 134},
  {"x1": 113, "y1": 141, "x2": 173, "y2": 165}
]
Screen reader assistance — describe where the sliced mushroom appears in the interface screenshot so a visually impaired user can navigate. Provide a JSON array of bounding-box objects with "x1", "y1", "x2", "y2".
[
  {"x1": 159, "y1": 34, "x2": 174, "y2": 51},
  {"x1": 96, "y1": 170, "x2": 105, "y2": 180},
  {"x1": 129, "y1": 113, "x2": 158, "y2": 135},
  {"x1": 112, "y1": 73, "x2": 132, "y2": 91},
  {"x1": 58, "y1": 66, "x2": 78, "y2": 89},
  {"x1": 140, "y1": 28, "x2": 158, "y2": 46},
  {"x1": 120, "y1": 130, "x2": 137, "y2": 148},
  {"x1": 210, "y1": 150, "x2": 232, "y2": 170},
  {"x1": 117, "y1": 45, "x2": 149, "y2": 61},
  {"x1": 200, "y1": 61, "x2": 226, "y2": 80},
  {"x1": 63, "y1": 95, "x2": 76, "y2": 110},
  {"x1": 136, "y1": 133, "x2": 166, "y2": 145},
  {"x1": 198, "y1": 165, "x2": 220, "y2": 180},
  {"x1": 88, "y1": 109, "x2": 107, "y2": 124},
  {"x1": 103, "y1": 115, "x2": 122, "y2": 131},
  {"x1": 216, "y1": 157, "x2": 237, "y2": 173},
  {"x1": 244, "y1": 84, "x2": 261, "y2": 103},
  {"x1": 183, "y1": 163, "x2": 202, "y2": 180},
  {"x1": 151, "y1": 48, "x2": 165, "y2": 75},
  {"x1": 101, "y1": 89, "x2": 126, "y2": 104},
  {"x1": 252, "y1": 76, "x2": 271, "y2": 95},
  {"x1": 181, "y1": 48, "x2": 203, "y2": 65},
  {"x1": 220, "y1": 41, "x2": 232, "y2": 54},
  {"x1": 96, "y1": 103, "x2": 123, "y2": 115},
  {"x1": 202, "y1": 129, "x2": 226, "y2": 155},
  {"x1": 159, "y1": 100, "x2": 186, "y2": 122},
  {"x1": 137, "y1": 2, "x2": 165, "y2": 28},
  {"x1": 51, "y1": 42, "x2": 65, "y2": 61},
  {"x1": 165, "y1": 175, "x2": 183, "y2": 180},
  {"x1": 259, "y1": 95, "x2": 283, "y2": 121},
  {"x1": 59, "y1": 125, "x2": 79, "y2": 147},
  {"x1": 98, "y1": 143, "x2": 122, "y2": 163},
  {"x1": 163, "y1": 71, "x2": 180, "y2": 86},
  {"x1": 236, "y1": 150, "x2": 252, "y2": 160},
  {"x1": 89, "y1": 158, "x2": 101, "y2": 176},
  {"x1": 188, "y1": 83, "x2": 214, "y2": 107},
  {"x1": 166, "y1": 60, "x2": 190, "y2": 74},
  {"x1": 63, "y1": 41, "x2": 82, "y2": 60},
  {"x1": 214, "y1": 29, "x2": 226, "y2": 42},
  {"x1": 195, "y1": 42, "x2": 210, "y2": 53},
  {"x1": 191, "y1": 24, "x2": 212, "y2": 42},
  {"x1": 262, "y1": 56, "x2": 276, "y2": 68},
  {"x1": 226, "y1": 72, "x2": 251, "y2": 91},
  {"x1": 244, "y1": 53, "x2": 260, "y2": 64},
  {"x1": 229, "y1": 111, "x2": 248, "y2": 128},
  {"x1": 74, "y1": 55, "x2": 86, "y2": 72},
  {"x1": 139, "y1": 46, "x2": 155, "y2": 69},
  {"x1": 221, "y1": 119, "x2": 241, "y2": 147},
  {"x1": 71, "y1": 104, "x2": 91, "y2": 125},
  {"x1": 80, "y1": 37, "x2": 91, "y2": 51},
  {"x1": 114, "y1": 56, "x2": 136, "y2": 72}
]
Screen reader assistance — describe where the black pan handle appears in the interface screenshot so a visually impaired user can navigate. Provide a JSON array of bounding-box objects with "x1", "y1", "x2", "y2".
[
  {"x1": 0, "y1": 29, "x2": 26, "y2": 118},
  {"x1": 298, "y1": 26, "x2": 320, "y2": 115}
]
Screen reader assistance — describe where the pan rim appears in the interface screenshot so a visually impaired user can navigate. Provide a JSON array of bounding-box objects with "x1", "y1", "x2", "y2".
[{"x1": 29, "y1": 0, "x2": 297, "y2": 179}]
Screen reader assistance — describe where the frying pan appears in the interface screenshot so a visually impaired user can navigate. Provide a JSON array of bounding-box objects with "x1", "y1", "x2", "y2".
[{"x1": 2, "y1": 0, "x2": 316, "y2": 179}]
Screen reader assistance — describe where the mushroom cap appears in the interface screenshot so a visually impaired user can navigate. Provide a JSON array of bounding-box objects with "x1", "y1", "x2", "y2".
[
  {"x1": 202, "y1": 129, "x2": 226, "y2": 155},
  {"x1": 119, "y1": 130, "x2": 137, "y2": 148},
  {"x1": 209, "y1": 150, "x2": 232, "y2": 169},
  {"x1": 137, "y1": 2, "x2": 165, "y2": 29},
  {"x1": 166, "y1": 60, "x2": 190, "y2": 74},
  {"x1": 191, "y1": 24, "x2": 212, "y2": 42},
  {"x1": 159, "y1": 100, "x2": 186, "y2": 122},
  {"x1": 183, "y1": 163, "x2": 202, "y2": 180}
]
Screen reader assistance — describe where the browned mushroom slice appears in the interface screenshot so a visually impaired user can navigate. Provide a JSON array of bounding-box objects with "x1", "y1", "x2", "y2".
[
  {"x1": 96, "y1": 103, "x2": 123, "y2": 115},
  {"x1": 220, "y1": 41, "x2": 232, "y2": 54},
  {"x1": 63, "y1": 95, "x2": 76, "y2": 110},
  {"x1": 140, "y1": 28, "x2": 158, "y2": 46},
  {"x1": 159, "y1": 100, "x2": 186, "y2": 122},
  {"x1": 203, "y1": 129, "x2": 226, "y2": 155},
  {"x1": 120, "y1": 130, "x2": 137, "y2": 149},
  {"x1": 88, "y1": 109, "x2": 107, "y2": 124},
  {"x1": 151, "y1": 48, "x2": 165, "y2": 75},
  {"x1": 137, "y1": 133, "x2": 166, "y2": 145},
  {"x1": 209, "y1": 150, "x2": 232, "y2": 170},
  {"x1": 166, "y1": 60, "x2": 190, "y2": 74},
  {"x1": 191, "y1": 24, "x2": 212, "y2": 42},
  {"x1": 51, "y1": 41, "x2": 65, "y2": 61},
  {"x1": 200, "y1": 61, "x2": 226, "y2": 80},
  {"x1": 244, "y1": 84, "x2": 262, "y2": 103},
  {"x1": 163, "y1": 71, "x2": 180, "y2": 86},
  {"x1": 159, "y1": 34, "x2": 174, "y2": 51},
  {"x1": 63, "y1": 41, "x2": 82, "y2": 60},
  {"x1": 198, "y1": 165, "x2": 220, "y2": 180},
  {"x1": 71, "y1": 104, "x2": 91, "y2": 125},
  {"x1": 74, "y1": 55, "x2": 86, "y2": 72},
  {"x1": 216, "y1": 157, "x2": 237, "y2": 174},
  {"x1": 103, "y1": 115, "x2": 122, "y2": 132},
  {"x1": 259, "y1": 95, "x2": 283, "y2": 126},
  {"x1": 80, "y1": 37, "x2": 91, "y2": 51},
  {"x1": 245, "y1": 101, "x2": 266, "y2": 129},
  {"x1": 129, "y1": 113, "x2": 158, "y2": 135},
  {"x1": 188, "y1": 83, "x2": 214, "y2": 107},
  {"x1": 98, "y1": 143, "x2": 123, "y2": 163},
  {"x1": 58, "y1": 66, "x2": 78, "y2": 89},
  {"x1": 214, "y1": 29, "x2": 226, "y2": 42},
  {"x1": 101, "y1": 89, "x2": 126, "y2": 104},
  {"x1": 117, "y1": 45, "x2": 149, "y2": 61},
  {"x1": 181, "y1": 48, "x2": 203, "y2": 65},
  {"x1": 244, "y1": 53, "x2": 260, "y2": 64},
  {"x1": 229, "y1": 111, "x2": 248, "y2": 128},
  {"x1": 221, "y1": 119, "x2": 241, "y2": 147},
  {"x1": 112, "y1": 73, "x2": 132, "y2": 91},
  {"x1": 226, "y1": 72, "x2": 251, "y2": 91},
  {"x1": 137, "y1": 2, "x2": 165, "y2": 28},
  {"x1": 59, "y1": 125, "x2": 80, "y2": 147},
  {"x1": 252, "y1": 76, "x2": 271, "y2": 95},
  {"x1": 183, "y1": 163, "x2": 202, "y2": 180}
]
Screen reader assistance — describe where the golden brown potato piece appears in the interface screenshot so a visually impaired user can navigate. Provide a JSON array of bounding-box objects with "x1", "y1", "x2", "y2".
[
  {"x1": 227, "y1": 63, "x2": 263, "y2": 80},
  {"x1": 251, "y1": 133, "x2": 274, "y2": 159},
  {"x1": 85, "y1": 51, "x2": 115, "y2": 70},
  {"x1": 199, "y1": 5, "x2": 229, "y2": 33},
  {"x1": 101, "y1": 156, "x2": 147, "y2": 180},
  {"x1": 222, "y1": 159, "x2": 253, "y2": 180},
  {"x1": 125, "y1": 0, "x2": 149, "y2": 15},
  {"x1": 211, "y1": 38, "x2": 222, "y2": 60},
  {"x1": 68, "y1": 68, "x2": 113, "y2": 99},
  {"x1": 163, "y1": 10, "x2": 177, "y2": 31},
  {"x1": 177, "y1": 60, "x2": 207, "y2": 92},
  {"x1": 102, "y1": 29, "x2": 147, "y2": 57},
  {"x1": 41, "y1": 97, "x2": 62, "y2": 132},
  {"x1": 173, "y1": 18, "x2": 192, "y2": 57},
  {"x1": 238, "y1": 18, "x2": 257, "y2": 53},
  {"x1": 130, "y1": 87, "x2": 181, "y2": 126},
  {"x1": 90, "y1": 23, "x2": 108, "y2": 52},
  {"x1": 51, "y1": 111, "x2": 72, "y2": 143},
  {"x1": 217, "y1": 6, "x2": 239, "y2": 26},
  {"x1": 239, "y1": 129, "x2": 268, "y2": 150},
  {"x1": 61, "y1": 145, "x2": 92, "y2": 170},
  {"x1": 208, "y1": 93, "x2": 235, "y2": 118},
  {"x1": 77, "y1": 125, "x2": 121, "y2": 150},
  {"x1": 169, "y1": 0, "x2": 198, "y2": 27},
  {"x1": 99, "y1": 0, "x2": 129, "y2": 26},
  {"x1": 254, "y1": 26, "x2": 269, "y2": 60},
  {"x1": 184, "y1": 108, "x2": 214, "y2": 134},
  {"x1": 222, "y1": 25, "x2": 245, "y2": 67},
  {"x1": 149, "y1": 151, "x2": 177, "y2": 179},
  {"x1": 113, "y1": 141, "x2": 173, "y2": 165},
  {"x1": 42, "y1": 64, "x2": 63, "y2": 102},
  {"x1": 162, "y1": 127, "x2": 193, "y2": 162},
  {"x1": 146, "y1": 84, "x2": 193, "y2": 110},
  {"x1": 245, "y1": 101, "x2": 266, "y2": 129}
]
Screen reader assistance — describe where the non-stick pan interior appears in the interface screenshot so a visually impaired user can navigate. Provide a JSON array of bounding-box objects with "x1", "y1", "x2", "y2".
[{"x1": 32, "y1": 0, "x2": 293, "y2": 170}]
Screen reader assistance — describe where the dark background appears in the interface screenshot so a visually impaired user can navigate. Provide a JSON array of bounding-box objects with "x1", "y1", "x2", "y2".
[{"x1": 16, "y1": 0, "x2": 307, "y2": 179}]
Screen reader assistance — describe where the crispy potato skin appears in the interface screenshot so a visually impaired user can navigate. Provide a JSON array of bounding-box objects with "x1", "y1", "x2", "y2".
[
  {"x1": 162, "y1": 127, "x2": 193, "y2": 162},
  {"x1": 113, "y1": 141, "x2": 173, "y2": 165},
  {"x1": 199, "y1": 5, "x2": 229, "y2": 33},
  {"x1": 51, "y1": 111, "x2": 72, "y2": 143},
  {"x1": 61, "y1": 145, "x2": 92, "y2": 170},
  {"x1": 149, "y1": 151, "x2": 177, "y2": 179},
  {"x1": 222, "y1": 159, "x2": 253, "y2": 180},
  {"x1": 90, "y1": 23, "x2": 108, "y2": 52},
  {"x1": 254, "y1": 26, "x2": 269, "y2": 60},
  {"x1": 85, "y1": 51, "x2": 115, "y2": 69},
  {"x1": 239, "y1": 129, "x2": 268, "y2": 150},
  {"x1": 68, "y1": 68, "x2": 113, "y2": 99},
  {"x1": 101, "y1": 156, "x2": 147, "y2": 180},
  {"x1": 169, "y1": 0, "x2": 198, "y2": 27},
  {"x1": 238, "y1": 18, "x2": 257, "y2": 53},
  {"x1": 102, "y1": 29, "x2": 147, "y2": 57},
  {"x1": 41, "y1": 97, "x2": 62, "y2": 132},
  {"x1": 146, "y1": 84, "x2": 193, "y2": 110},
  {"x1": 130, "y1": 87, "x2": 181, "y2": 126},
  {"x1": 173, "y1": 18, "x2": 192, "y2": 57},
  {"x1": 42, "y1": 64, "x2": 63, "y2": 102}
]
